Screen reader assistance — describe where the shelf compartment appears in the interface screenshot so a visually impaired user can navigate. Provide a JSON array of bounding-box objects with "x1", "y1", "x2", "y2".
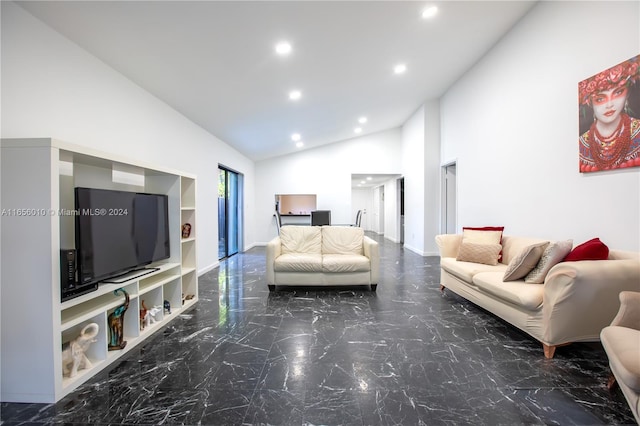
[
  {"x1": 139, "y1": 287, "x2": 164, "y2": 332},
  {"x1": 163, "y1": 278, "x2": 182, "y2": 317},
  {"x1": 180, "y1": 208, "x2": 195, "y2": 241},
  {"x1": 139, "y1": 267, "x2": 181, "y2": 296},
  {"x1": 181, "y1": 239, "x2": 196, "y2": 270},
  {"x1": 60, "y1": 314, "x2": 107, "y2": 387},
  {"x1": 181, "y1": 269, "x2": 197, "y2": 304},
  {"x1": 181, "y1": 177, "x2": 196, "y2": 210},
  {"x1": 61, "y1": 285, "x2": 137, "y2": 331}
]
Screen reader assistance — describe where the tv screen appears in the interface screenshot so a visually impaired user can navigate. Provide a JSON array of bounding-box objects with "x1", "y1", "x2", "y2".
[{"x1": 74, "y1": 187, "x2": 170, "y2": 285}]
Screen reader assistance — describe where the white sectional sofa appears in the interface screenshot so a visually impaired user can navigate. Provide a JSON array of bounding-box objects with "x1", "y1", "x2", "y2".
[
  {"x1": 436, "y1": 234, "x2": 640, "y2": 358},
  {"x1": 266, "y1": 225, "x2": 379, "y2": 291}
]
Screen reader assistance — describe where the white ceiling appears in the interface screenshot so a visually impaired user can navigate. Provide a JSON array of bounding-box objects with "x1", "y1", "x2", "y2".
[{"x1": 16, "y1": 1, "x2": 536, "y2": 161}]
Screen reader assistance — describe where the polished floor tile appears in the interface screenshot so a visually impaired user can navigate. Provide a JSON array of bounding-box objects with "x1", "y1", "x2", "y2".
[{"x1": 1, "y1": 233, "x2": 636, "y2": 425}]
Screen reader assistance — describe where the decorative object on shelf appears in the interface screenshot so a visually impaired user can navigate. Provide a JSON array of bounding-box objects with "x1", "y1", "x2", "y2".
[
  {"x1": 146, "y1": 305, "x2": 162, "y2": 327},
  {"x1": 62, "y1": 322, "x2": 99, "y2": 378},
  {"x1": 182, "y1": 293, "x2": 195, "y2": 305},
  {"x1": 182, "y1": 223, "x2": 192, "y2": 239},
  {"x1": 140, "y1": 300, "x2": 148, "y2": 330},
  {"x1": 108, "y1": 288, "x2": 129, "y2": 351},
  {"x1": 164, "y1": 300, "x2": 171, "y2": 314}
]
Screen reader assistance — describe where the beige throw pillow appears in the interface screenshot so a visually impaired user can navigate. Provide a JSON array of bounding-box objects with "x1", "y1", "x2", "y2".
[
  {"x1": 456, "y1": 242, "x2": 502, "y2": 266},
  {"x1": 462, "y1": 229, "x2": 502, "y2": 245},
  {"x1": 503, "y1": 241, "x2": 549, "y2": 281},
  {"x1": 524, "y1": 239, "x2": 573, "y2": 284}
]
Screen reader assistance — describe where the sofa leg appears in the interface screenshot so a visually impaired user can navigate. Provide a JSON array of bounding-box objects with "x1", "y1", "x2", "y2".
[
  {"x1": 543, "y1": 344, "x2": 556, "y2": 359},
  {"x1": 371, "y1": 284, "x2": 377, "y2": 291},
  {"x1": 440, "y1": 285, "x2": 446, "y2": 293},
  {"x1": 607, "y1": 372, "x2": 618, "y2": 390},
  {"x1": 268, "y1": 285, "x2": 275, "y2": 292}
]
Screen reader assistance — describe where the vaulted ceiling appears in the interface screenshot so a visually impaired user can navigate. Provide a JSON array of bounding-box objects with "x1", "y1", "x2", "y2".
[{"x1": 16, "y1": 1, "x2": 536, "y2": 161}]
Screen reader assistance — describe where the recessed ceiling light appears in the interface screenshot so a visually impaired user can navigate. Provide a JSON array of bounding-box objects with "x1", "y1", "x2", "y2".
[
  {"x1": 354, "y1": 127, "x2": 362, "y2": 134},
  {"x1": 366, "y1": 176, "x2": 372, "y2": 180},
  {"x1": 296, "y1": 141, "x2": 304, "y2": 148},
  {"x1": 358, "y1": 116, "x2": 368, "y2": 124},
  {"x1": 291, "y1": 133, "x2": 301, "y2": 141},
  {"x1": 394, "y1": 64, "x2": 407, "y2": 74},
  {"x1": 421, "y1": 6, "x2": 438, "y2": 19},
  {"x1": 360, "y1": 181, "x2": 366, "y2": 184},
  {"x1": 275, "y1": 41, "x2": 292, "y2": 55},
  {"x1": 289, "y1": 90, "x2": 302, "y2": 100}
]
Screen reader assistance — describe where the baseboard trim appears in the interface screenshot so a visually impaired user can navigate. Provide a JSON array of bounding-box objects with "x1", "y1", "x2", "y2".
[{"x1": 198, "y1": 262, "x2": 219, "y2": 275}]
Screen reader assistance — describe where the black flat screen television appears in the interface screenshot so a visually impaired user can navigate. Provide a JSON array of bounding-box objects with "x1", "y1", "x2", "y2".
[{"x1": 74, "y1": 187, "x2": 170, "y2": 286}]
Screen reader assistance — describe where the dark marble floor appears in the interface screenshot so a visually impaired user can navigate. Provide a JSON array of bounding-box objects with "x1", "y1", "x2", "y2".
[{"x1": 1, "y1": 233, "x2": 636, "y2": 425}]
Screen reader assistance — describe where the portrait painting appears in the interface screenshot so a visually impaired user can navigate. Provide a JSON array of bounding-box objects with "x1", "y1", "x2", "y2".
[{"x1": 578, "y1": 54, "x2": 640, "y2": 173}]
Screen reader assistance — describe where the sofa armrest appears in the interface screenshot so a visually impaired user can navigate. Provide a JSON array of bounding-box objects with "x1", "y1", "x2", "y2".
[
  {"x1": 363, "y1": 236, "x2": 380, "y2": 284},
  {"x1": 435, "y1": 234, "x2": 463, "y2": 258},
  {"x1": 610, "y1": 291, "x2": 640, "y2": 330},
  {"x1": 541, "y1": 259, "x2": 640, "y2": 345},
  {"x1": 266, "y1": 236, "x2": 282, "y2": 285}
]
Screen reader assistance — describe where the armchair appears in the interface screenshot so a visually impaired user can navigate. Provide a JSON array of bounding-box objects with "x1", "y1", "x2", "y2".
[{"x1": 601, "y1": 291, "x2": 640, "y2": 424}]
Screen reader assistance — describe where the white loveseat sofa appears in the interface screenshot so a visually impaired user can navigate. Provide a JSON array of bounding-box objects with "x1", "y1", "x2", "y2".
[
  {"x1": 436, "y1": 234, "x2": 640, "y2": 358},
  {"x1": 266, "y1": 225, "x2": 379, "y2": 291}
]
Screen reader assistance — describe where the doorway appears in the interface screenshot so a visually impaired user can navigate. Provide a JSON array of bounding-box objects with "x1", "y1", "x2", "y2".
[
  {"x1": 218, "y1": 166, "x2": 243, "y2": 260},
  {"x1": 441, "y1": 162, "x2": 457, "y2": 234}
]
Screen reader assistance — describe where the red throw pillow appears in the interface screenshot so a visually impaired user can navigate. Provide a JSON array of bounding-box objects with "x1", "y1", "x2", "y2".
[{"x1": 563, "y1": 237, "x2": 609, "y2": 262}]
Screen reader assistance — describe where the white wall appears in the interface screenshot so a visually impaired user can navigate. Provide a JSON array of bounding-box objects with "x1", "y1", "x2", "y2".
[
  {"x1": 401, "y1": 105, "x2": 427, "y2": 254},
  {"x1": 254, "y1": 128, "x2": 402, "y2": 244},
  {"x1": 440, "y1": 1, "x2": 640, "y2": 251},
  {"x1": 1, "y1": 2, "x2": 256, "y2": 271},
  {"x1": 382, "y1": 178, "x2": 400, "y2": 243}
]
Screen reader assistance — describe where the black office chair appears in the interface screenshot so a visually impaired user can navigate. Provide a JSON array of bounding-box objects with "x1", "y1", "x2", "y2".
[
  {"x1": 352, "y1": 210, "x2": 362, "y2": 227},
  {"x1": 274, "y1": 211, "x2": 282, "y2": 234},
  {"x1": 311, "y1": 210, "x2": 331, "y2": 226}
]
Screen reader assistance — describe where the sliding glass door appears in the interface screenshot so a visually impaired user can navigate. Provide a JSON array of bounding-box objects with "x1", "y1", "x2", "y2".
[{"x1": 218, "y1": 166, "x2": 243, "y2": 260}]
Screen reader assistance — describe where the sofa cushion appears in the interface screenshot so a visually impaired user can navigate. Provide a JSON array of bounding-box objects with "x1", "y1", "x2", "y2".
[
  {"x1": 473, "y1": 272, "x2": 544, "y2": 310},
  {"x1": 524, "y1": 240, "x2": 573, "y2": 283},
  {"x1": 503, "y1": 241, "x2": 549, "y2": 281},
  {"x1": 280, "y1": 226, "x2": 322, "y2": 254},
  {"x1": 322, "y1": 254, "x2": 371, "y2": 273},
  {"x1": 601, "y1": 326, "x2": 640, "y2": 392},
  {"x1": 274, "y1": 253, "x2": 323, "y2": 272},
  {"x1": 564, "y1": 237, "x2": 609, "y2": 262},
  {"x1": 441, "y1": 257, "x2": 507, "y2": 283},
  {"x1": 322, "y1": 226, "x2": 364, "y2": 255},
  {"x1": 456, "y1": 242, "x2": 502, "y2": 265}
]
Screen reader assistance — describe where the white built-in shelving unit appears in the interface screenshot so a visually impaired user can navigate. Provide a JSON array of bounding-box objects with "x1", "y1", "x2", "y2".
[{"x1": 0, "y1": 138, "x2": 198, "y2": 403}]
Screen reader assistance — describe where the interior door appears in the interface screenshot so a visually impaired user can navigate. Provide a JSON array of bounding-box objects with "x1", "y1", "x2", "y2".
[{"x1": 218, "y1": 166, "x2": 242, "y2": 260}]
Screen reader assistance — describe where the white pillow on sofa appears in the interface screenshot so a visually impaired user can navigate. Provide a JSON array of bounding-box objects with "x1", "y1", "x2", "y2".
[
  {"x1": 456, "y1": 242, "x2": 502, "y2": 266},
  {"x1": 503, "y1": 241, "x2": 549, "y2": 281},
  {"x1": 524, "y1": 240, "x2": 573, "y2": 284}
]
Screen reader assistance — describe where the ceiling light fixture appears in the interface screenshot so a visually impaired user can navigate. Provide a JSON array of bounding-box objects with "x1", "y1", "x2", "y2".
[
  {"x1": 354, "y1": 127, "x2": 362, "y2": 134},
  {"x1": 358, "y1": 116, "x2": 368, "y2": 124},
  {"x1": 367, "y1": 177, "x2": 372, "y2": 180},
  {"x1": 291, "y1": 133, "x2": 301, "y2": 141},
  {"x1": 296, "y1": 142, "x2": 304, "y2": 148},
  {"x1": 275, "y1": 41, "x2": 292, "y2": 55},
  {"x1": 394, "y1": 64, "x2": 407, "y2": 74},
  {"x1": 289, "y1": 90, "x2": 302, "y2": 100},
  {"x1": 421, "y1": 6, "x2": 438, "y2": 19}
]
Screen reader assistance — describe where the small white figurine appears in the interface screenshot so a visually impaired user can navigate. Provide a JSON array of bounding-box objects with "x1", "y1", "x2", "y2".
[
  {"x1": 62, "y1": 322, "x2": 99, "y2": 378},
  {"x1": 143, "y1": 305, "x2": 162, "y2": 328}
]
